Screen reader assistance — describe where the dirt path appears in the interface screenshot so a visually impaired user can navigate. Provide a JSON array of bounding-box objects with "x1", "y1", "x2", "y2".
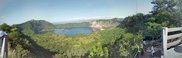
[
  {"x1": 23, "y1": 34, "x2": 55, "y2": 58},
  {"x1": 27, "y1": 44, "x2": 54, "y2": 58},
  {"x1": 138, "y1": 46, "x2": 162, "y2": 58}
]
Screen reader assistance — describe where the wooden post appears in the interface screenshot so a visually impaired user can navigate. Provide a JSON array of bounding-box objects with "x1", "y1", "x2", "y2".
[{"x1": 162, "y1": 27, "x2": 168, "y2": 58}]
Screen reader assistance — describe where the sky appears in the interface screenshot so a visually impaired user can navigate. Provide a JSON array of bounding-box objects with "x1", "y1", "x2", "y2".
[{"x1": 0, "y1": 0, "x2": 153, "y2": 25}]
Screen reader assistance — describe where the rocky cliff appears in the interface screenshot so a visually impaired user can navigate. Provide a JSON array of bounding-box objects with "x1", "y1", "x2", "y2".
[{"x1": 90, "y1": 18, "x2": 123, "y2": 31}]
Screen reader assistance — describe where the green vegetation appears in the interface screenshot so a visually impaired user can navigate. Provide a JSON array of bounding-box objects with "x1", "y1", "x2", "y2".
[
  {"x1": 120, "y1": 0, "x2": 182, "y2": 38},
  {"x1": 1, "y1": 22, "x2": 139, "y2": 58},
  {"x1": 0, "y1": 23, "x2": 34, "y2": 58},
  {"x1": 30, "y1": 28, "x2": 139, "y2": 58},
  {"x1": 16, "y1": 20, "x2": 55, "y2": 34},
  {"x1": 144, "y1": 0, "x2": 182, "y2": 38}
]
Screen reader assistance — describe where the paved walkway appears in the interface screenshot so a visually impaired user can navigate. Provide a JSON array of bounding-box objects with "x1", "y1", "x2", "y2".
[{"x1": 166, "y1": 44, "x2": 182, "y2": 58}]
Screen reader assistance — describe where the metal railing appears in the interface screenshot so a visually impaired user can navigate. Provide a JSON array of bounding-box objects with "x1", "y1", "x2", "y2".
[{"x1": 0, "y1": 36, "x2": 8, "y2": 58}]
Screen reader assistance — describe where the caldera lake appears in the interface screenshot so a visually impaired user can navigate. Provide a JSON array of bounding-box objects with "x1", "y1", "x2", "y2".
[{"x1": 53, "y1": 27, "x2": 93, "y2": 36}]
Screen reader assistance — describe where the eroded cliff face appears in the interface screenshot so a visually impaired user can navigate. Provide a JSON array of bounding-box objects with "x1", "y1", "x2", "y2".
[
  {"x1": 90, "y1": 21, "x2": 104, "y2": 30},
  {"x1": 89, "y1": 20, "x2": 119, "y2": 31}
]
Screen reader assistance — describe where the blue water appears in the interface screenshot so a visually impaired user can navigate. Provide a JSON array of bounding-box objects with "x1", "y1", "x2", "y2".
[{"x1": 53, "y1": 27, "x2": 93, "y2": 36}]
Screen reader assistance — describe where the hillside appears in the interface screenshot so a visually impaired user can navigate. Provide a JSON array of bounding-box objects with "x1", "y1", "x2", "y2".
[
  {"x1": 16, "y1": 20, "x2": 55, "y2": 34},
  {"x1": 55, "y1": 18, "x2": 123, "y2": 30}
]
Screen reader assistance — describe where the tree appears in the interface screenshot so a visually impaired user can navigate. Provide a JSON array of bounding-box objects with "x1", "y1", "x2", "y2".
[
  {"x1": 122, "y1": 13, "x2": 146, "y2": 34},
  {"x1": 0, "y1": 23, "x2": 11, "y2": 32},
  {"x1": 103, "y1": 47, "x2": 108, "y2": 58},
  {"x1": 118, "y1": 33, "x2": 133, "y2": 57},
  {"x1": 151, "y1": 0, "x2": 181, "y2": 26},
  {"x1": 145, "y1": 0, "x2": 182, "y2": 37}
]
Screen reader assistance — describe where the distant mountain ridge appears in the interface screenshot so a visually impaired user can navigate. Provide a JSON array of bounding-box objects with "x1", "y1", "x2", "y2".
[
  {"x1": 16, "y1": 20, "x2": 55, "y2": 34},
  {"x1": 55, "y1": 18, "x2": 123, "y2": 29},
  {"x1": 55, "y1": 22, "x2": 90, "y2": 29},
  {"x1": 16, "y1": 18, "x2": 123, "y2": 34}
]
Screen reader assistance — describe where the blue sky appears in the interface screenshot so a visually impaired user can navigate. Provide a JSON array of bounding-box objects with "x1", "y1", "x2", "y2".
[{"x1": 0, "y1": 0, "x2": 153, "y2": 25}]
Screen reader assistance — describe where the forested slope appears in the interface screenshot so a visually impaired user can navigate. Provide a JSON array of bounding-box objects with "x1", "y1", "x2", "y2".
[{"x1": 16, "y1": 20, "x2": 55, "y2": 34}]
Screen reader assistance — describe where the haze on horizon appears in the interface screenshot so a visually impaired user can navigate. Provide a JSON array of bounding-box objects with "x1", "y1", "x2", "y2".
[{"x1": 0, "y1": 0, "x2": 153, "y2": 25}]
